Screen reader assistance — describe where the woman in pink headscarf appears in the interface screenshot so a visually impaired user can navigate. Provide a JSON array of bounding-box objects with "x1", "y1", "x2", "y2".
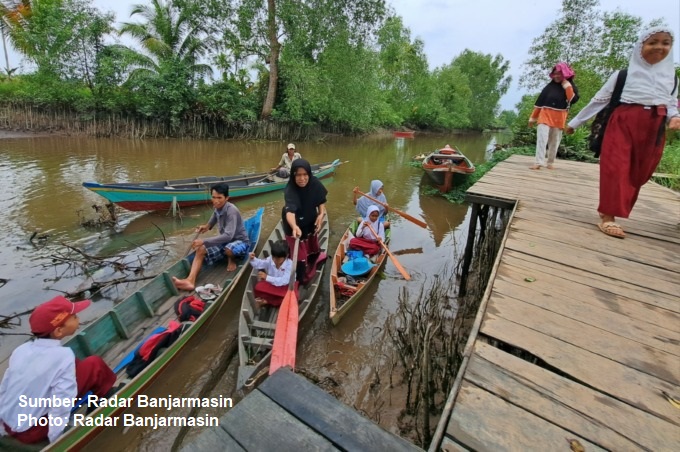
[{"x1": 528, "y1": 62, "x2": 578, "y2": 170}]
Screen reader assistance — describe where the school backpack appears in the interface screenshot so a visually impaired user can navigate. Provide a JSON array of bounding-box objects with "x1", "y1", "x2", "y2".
[
  {"x1": 587, "y1": 70, "x2": 627, "y2": 158},
  {"x1": 126, "y1": 321, "x2": 183, "y2": 378},
  {"x1": 174, "y1": 295, "x2": 206, "y2": 322},
  {"x1": 588, "y1": 70, "x2": 678, "y2": 157}
]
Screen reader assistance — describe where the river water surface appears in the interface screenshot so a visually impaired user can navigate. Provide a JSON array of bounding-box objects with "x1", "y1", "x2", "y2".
[{"x1": 0, "y1": 131, "x2": 508, "y2": 449}]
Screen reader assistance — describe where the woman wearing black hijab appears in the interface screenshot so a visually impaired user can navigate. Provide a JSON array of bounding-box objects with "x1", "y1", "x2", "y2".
[{"x1": 281, "y1": 159, "x2": 328, "y2": 283}]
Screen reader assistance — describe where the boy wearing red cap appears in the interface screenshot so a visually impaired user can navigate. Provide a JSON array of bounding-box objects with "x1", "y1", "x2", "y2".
[{"x1": 0, "y1": 296, "x2": 116, "y2": 444}]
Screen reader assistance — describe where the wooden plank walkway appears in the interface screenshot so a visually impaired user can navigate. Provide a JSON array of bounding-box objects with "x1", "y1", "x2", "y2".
[
  {"x1": 184, "y1": 368, "x2": 421, "y2": 451},
  {"x1": 433, "y1": 155, "x2": 680, "y2": 451}
]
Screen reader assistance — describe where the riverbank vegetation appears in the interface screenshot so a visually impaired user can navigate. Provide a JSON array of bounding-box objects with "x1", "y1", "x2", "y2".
[
  {"x1": 0, "y1": 0, "x2": 511, "y2": 138},
  {"x1": 427, "y1": 0, "x2": 679, "y2": 197}
]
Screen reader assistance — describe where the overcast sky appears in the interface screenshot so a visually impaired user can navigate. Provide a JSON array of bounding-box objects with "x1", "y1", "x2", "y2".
[{"x1": 5, "y1": 0, "x2": 679, "y2": 111}]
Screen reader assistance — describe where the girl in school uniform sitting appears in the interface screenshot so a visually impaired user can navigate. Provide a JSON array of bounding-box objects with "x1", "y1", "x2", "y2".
[{"x1": 349, "y1": 205, "x2": 385, "y2": 257}]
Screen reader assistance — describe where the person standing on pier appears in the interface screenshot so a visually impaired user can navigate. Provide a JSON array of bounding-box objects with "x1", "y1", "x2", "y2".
[
  {"x1": 528, "y1": 62, "x2": 578, "y2": 170},
  {"x1": 566, "y1": 26, "x2": 680, "y2": 238}
]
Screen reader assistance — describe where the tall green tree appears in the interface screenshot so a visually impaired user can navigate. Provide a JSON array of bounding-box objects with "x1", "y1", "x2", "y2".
[
  {"x1": 450, "y1": 50, "x2": 511, "y2": 130},
  {"x1": 376, "y1": 15, "x2": 434, "y2": 126},
  {"x1": 521, "y1": 0, "x2": 662, "y2": 90},
  {"x1": 118, "y1": 0, "x2": 212, "y2": 125},
  {"x1": 220, "y1": 0, "x2": 386, "y2": 120},
  {"x1": 521, "y1": 0, "x2": 601, "y2": 90},
  {"x1": 1, "y1": 0, "x2": 114, "y2": 81},
  {"x1": 432, "y1": 64, "x2": 470, "y2": 129}
]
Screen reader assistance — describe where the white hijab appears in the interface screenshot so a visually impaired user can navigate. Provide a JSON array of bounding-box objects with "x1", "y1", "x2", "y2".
[
  {"x1": 619, "y1": 26, "x2": 676, "y2": 106},
  {"x1": 359, "y1": 205, "x2": 385, "y2": 241}
]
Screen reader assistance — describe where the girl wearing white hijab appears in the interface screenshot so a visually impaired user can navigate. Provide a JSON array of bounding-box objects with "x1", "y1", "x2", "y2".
[
  {"x1": 349, "y1": 205, "x2": 385, "y2": 256},
  {"x1": 353, "y1": 180, "x2": 391, "y2": 228},
  {"x1": 566, "y1": 26, "x2": 680, "y2": 238}
]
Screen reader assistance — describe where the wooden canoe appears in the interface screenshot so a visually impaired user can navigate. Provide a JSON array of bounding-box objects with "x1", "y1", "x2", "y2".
[
  {"x1": 83, "y1": 160, "x2": 342, "y2": 212},
  {"x1": 46, "y1": 207, "x2": 264, "y2": 450},
  {"x1": 329, "y1": 220, "x2": 391, "y2": 325},
  {"x1": 236, "y1": 214, "x2": 330, "y2": 389},
  {"x1": 421, "y1": 145, "x2": 475, "y2": 193}
]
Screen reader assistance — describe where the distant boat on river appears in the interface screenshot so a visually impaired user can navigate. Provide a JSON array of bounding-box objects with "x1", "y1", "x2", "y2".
[
  {"x1": 83, "y1": 160, "x2": 342, "y2": 212},
  {"x1": 393, "y1": 130, "x2": 415, "y2": 138},
  {"x1": 421, "y1": 145, "x2": 475, "y2": 193}
]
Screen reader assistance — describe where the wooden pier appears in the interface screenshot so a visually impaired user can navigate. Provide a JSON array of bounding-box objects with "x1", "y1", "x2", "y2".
[
  {"x1": 432, "y1": 155, "x2": 680, "y2": 451},
  {"x1": 184, "y1": 368, "x2": 421, "y2": 451}
]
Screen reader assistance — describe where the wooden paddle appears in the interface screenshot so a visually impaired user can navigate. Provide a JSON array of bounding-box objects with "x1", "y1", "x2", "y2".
[
  {"x1": 356, "y1": 190, "x2": 427, "y2": 229},
  {"x1": 269, "y1": 237, "x2": 301, "y2": 375},
  {"x1": 183, "y1": 230, "x2": 201, "y2": 256},
  {"x1": 366, "y1": 223, "x2": 411, "y2": 280}
]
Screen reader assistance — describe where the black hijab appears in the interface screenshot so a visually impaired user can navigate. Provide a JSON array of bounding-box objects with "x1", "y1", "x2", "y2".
[
  {"x1": 534, "y1": 78, "x2": 576, "y2": 110},
  {"x1": 281, "y1": 159, "x2": 328, "y2": 233}
]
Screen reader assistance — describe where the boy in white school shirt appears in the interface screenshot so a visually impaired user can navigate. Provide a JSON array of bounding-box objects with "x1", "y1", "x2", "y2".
[{"x1": 0, "y1": 296, "x2": 115, "y2": 444}]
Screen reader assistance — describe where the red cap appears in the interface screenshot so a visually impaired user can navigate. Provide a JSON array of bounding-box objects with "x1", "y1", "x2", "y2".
[{"x1": 29, "y1": 296, "x2": 91, "y2": 336}]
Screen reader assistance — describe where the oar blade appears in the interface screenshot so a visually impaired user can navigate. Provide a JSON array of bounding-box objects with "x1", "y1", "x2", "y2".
[
  {"x1": 357, "y1": 190, "x2": 427, "y2": 229},
  {"x1": 365, "y1": 223, "x2": 411, "y2": 280},
  {"x1": 269, "y1": 290, "x2": 299, "y2": 374},
  {"x1": 270, "y1": 237, "x2": 301, "y2": 375}
]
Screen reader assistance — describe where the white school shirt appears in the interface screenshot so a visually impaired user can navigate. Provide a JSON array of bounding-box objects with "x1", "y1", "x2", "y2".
[
  {"x1": 0, "y1": 339, "x2": 76, "y2": 442},
  {"x1": 355, "y1": 221, "x2": 385, "y2": 241},
  {"x1": 249, "y1": 257, "x2": 293, "y2": 286}
]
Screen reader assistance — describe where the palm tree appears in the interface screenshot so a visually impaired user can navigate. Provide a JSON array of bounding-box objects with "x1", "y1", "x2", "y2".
[
  {"x1": 118, "y1": 0, "x2": 212, "y2": 84},
  {"x1": 0, "y1": 0, "x2": 33, "y2": 78}
]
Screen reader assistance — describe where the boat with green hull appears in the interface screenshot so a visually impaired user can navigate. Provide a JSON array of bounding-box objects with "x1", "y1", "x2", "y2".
[
  {"x1": 83, "y1": 160, "x2": 341, "y2": 212},
  {"x1": 44, "y1": 207, "x2": 264, "y2": 451}
]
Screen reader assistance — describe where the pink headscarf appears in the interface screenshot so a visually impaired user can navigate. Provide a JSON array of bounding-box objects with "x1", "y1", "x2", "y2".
[{"x1": 551, "y1": 62, "x2": 575, "y2": 79}]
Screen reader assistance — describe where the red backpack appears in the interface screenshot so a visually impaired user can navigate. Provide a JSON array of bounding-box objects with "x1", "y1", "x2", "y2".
[{"x1": 174, "y1": 295, "x2": 206, "y2": 322}]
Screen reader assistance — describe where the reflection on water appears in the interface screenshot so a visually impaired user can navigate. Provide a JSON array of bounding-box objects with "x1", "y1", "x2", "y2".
[{"x1": 0, "y1": 131, "x2": 510, "y2": 448}]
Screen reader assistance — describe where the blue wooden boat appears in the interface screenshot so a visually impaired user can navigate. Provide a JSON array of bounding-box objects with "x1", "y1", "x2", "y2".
[
  {"x1": 83, "y1": 160, "x2": 341, "y2": 212},
  {"x1": 46, "y1": 208, "x2": 264, "y2": 450}
]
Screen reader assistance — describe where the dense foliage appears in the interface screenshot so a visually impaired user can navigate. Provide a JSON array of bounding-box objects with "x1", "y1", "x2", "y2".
[
  {"x1": 510, "y1": 0, "x2": 677, "y2": 176},
  {"x1": 0, "y1": 0, "x2": 511, "y2": 134}
]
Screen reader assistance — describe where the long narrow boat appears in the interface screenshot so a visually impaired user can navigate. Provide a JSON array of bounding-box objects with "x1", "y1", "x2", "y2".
[
  {"x1": 329, "y1": 220, "x2": 391, "y2": 325},
  {"x1": 236, "y1": 214, "x2": 329, "y2": 388},
  {"x1": 393, "y1": 130, "x2": 415, "y2": 138},
  {"x1": 83, "y1": 160, "x2": 341, "y2": 212},
  {"x1": 422, "y1": 145, "x2": 475, "y2": 193},
  {"x1": 46, "y1": 208, "x2": 264, "y2": 451}
]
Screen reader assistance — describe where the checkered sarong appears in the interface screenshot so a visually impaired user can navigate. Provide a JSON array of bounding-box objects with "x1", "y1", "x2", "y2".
[{"x1": 203, "y1": 240, "x2": 249, "y2": 266}]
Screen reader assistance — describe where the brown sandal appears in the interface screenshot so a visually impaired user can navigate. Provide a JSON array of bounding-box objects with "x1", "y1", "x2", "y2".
[{"x1": 598, "y1": 222, "x2": 625, "y2": 238}]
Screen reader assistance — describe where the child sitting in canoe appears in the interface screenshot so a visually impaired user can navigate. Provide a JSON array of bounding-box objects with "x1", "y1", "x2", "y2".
[
  {"x1": 349, "y1": 205, "x2": 385, "y2": 256},
  {"x1": 249, "y1": 240, "x2": 295, "y2": 309},
  {"x1": 353, "y1": 180, "x2": 390, "y2": 228},
  {"x1": 0, "y1": 296, "x2": 116, "y2": 445}
]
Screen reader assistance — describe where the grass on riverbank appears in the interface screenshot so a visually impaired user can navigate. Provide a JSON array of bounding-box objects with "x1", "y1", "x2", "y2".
[{"x1": 654, "y1": 139, "x2": 680, "y2": 191}]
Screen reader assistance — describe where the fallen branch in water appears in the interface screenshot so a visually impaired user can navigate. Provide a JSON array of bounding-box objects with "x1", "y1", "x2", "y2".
[
  {"x1": 59, "y1": 274, "x2": 158, "y2": 300},
  {"x1": 0, "y1": 308, "x2": 33, "y2": 329}
]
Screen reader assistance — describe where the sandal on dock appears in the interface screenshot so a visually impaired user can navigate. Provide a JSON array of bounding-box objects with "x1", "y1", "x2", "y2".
[{"x1": 598, "y1": 222, "x2": 625, "y2": 238}]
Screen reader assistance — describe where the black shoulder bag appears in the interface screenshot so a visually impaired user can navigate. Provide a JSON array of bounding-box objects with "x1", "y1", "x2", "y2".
[{"x1": 587, "y1": 69, "x2": 627, "y2": 158}]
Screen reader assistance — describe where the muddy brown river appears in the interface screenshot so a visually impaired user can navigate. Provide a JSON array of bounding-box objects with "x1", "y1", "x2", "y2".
[{"x1": 0, "y1": 131, "x2": 509, "y2": 450}]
